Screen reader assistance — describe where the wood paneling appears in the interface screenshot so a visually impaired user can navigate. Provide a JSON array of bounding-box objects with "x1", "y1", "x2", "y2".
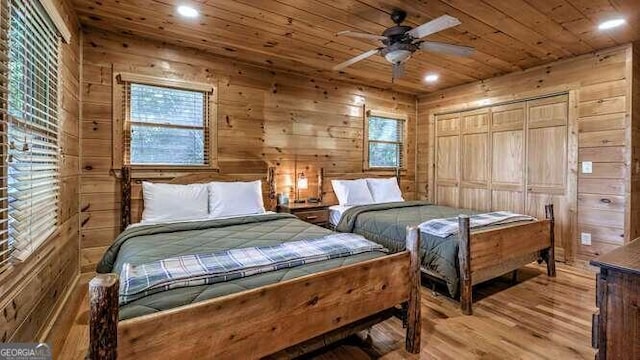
[
  {"x1": 631, "y1": 42, "x2": 640, "y2": 243},
  {"x1": 0, "y1": 0, "x2": 81, "y2": 356},
  {"x1": 79, "y1": 27, "x2": 416, "y2": 273},
  {"x1": 69, "y1": 0, "x2": 640, "y2": 93},
  {"x1": 419, "y1": 45, "x2": 635, "y2": 262}
]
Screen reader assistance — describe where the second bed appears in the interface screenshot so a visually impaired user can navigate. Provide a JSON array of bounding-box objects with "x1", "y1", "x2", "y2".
[{"x1": 327, "y1": 180, "x2": 555, "y2": 315}]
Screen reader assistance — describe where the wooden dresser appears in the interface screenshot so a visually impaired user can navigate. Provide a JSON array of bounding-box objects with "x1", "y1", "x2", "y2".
[{"x1": 590, "y1": 239, "x2": 640, "y2": 360}]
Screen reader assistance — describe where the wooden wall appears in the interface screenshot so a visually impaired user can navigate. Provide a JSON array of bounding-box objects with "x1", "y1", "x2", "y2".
[
  {"x1": 631, "y1": 42, "x2": 640, "y2": 244},
  {"x1": 417, "y1": 45, "x2": 636, "y2": 262},
  {"x1": 0, "y1": 0, "x2": 80, "y2": 353},
  {"x1": 79, "y1": 28, "x2": 416, "y2": 274}
]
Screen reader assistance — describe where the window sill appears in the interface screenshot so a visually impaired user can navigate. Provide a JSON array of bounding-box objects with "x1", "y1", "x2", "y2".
[
  {"x1": 113, "y1": 163, "x2": 220, "y2": 179},
  {"x1": 363, "y1": 167, "x2": 407, "y2": 173}
]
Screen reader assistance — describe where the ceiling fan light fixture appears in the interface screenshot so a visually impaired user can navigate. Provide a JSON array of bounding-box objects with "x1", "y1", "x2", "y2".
[
  {"x1": 177, "y1": 5, "x2": 199, "y2": 18},
  {"x1": 424, "y1": 73, "x2": 439, "y2": 83},
  {"x1": 384, "y1": 50, "x2": 412, "y2": 64},
  {"x1": 598, "y1": 18, "x2": 625, "y2": 30},
  {"x1": 333, "y1": 10, "x2": 472, "y2": 81}
]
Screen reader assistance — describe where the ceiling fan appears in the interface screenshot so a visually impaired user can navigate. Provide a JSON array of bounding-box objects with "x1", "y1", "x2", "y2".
[{"x1": 333, "y1": 9, "x2": 474, "y2": 81}]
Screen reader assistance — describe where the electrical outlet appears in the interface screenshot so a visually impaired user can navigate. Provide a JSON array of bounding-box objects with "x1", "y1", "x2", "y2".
[
  {"x1": 582, "y1": 161, "x2": 593, "y2": 174},
  {"x1": 581, "y1": 232, "x2": 592, "y2": 246}
]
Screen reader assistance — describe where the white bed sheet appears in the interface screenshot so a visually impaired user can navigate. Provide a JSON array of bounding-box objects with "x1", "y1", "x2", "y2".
[
  {"x1": 127, "y1": 211, "x2": 276, "y2": 229},
  {"x1": 329, "y1": 205, "x2": 353, "y2": 226}
]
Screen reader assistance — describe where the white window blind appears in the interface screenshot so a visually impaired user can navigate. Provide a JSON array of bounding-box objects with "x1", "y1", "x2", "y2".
[
  {"x1": 124, "y1": 83, "x2": 210, "y2": 166},
  {"x1": 367, "y1": 115, "x2": 405, "y2": 168},
  {"x1": 2, "y1": 0, "x2": 60, "y2": 266}
]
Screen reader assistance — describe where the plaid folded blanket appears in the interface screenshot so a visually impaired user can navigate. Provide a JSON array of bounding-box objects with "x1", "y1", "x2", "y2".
[
  {"x1": 119, "y1": 233, "x2": 385, "y2": 305},
  {"x1": 419, "y1": 211, "x2": 536, "y2": 238}
]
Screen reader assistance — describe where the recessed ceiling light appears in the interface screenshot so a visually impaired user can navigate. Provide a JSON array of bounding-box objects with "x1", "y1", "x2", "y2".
[
  {"x1": 177, "y1": 5, "x2": 199, "y2": 18},
  {"x1": 598, "y1": 18, "x2": 626, "y2": 30},
  {"x1": 424, "y1": 74, "x2": 439, "y2": 83}
]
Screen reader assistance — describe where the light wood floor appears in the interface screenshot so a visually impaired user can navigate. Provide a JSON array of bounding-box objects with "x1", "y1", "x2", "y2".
[{"x1": 59, "y1": 263, "x2": 596, "y2": 359}]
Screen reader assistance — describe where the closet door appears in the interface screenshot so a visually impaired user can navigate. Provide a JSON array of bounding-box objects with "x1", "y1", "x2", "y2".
[
  {"x1": 460, "y1": 109, "x2": 490, "y2": 211},
  {"x1": 490, "y1": 103, "x2": 525, "y2": 213},
  {"x1": 435, "y1": 113, "x2": 460, "y2": 207},
  {"x1": 525, "y1": 95, "x2": 569, "y2": 259}
]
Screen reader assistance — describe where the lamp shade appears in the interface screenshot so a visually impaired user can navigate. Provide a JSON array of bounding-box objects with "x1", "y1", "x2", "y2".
[{"x1": 297, "y1": 173, "x2": 308, "y2": 190}]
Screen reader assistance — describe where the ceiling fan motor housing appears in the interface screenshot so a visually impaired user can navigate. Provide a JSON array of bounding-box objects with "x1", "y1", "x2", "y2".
[{"x1": 382, "y1": 25, "x2": 413, "y2": 45}]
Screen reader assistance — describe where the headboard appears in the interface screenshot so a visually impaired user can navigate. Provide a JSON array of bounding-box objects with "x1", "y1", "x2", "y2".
[
  {"x1": 321, "y1": 168, "x2": 402, "y2": 205},
  {"x1": 120, "y1": 167, "x2": 276, "y2": 230}
]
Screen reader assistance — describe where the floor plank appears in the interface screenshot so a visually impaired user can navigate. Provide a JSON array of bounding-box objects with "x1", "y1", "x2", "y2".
[{"x1": 59, "y1": 263, "x2": 595, "y2": 359}]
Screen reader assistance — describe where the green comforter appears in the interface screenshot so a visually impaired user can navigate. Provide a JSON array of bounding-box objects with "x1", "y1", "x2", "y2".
[
  {"x1": 335, "y1": 201, "x2": 480, "y2": 296},
  {"x1": 97, "y1": 213, "x2": 386, "y2": 320}
]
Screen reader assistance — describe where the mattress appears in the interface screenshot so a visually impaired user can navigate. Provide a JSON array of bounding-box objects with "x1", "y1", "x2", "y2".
[{"x1": 97, "y1": 213, "x2": 387, "y2": 320}]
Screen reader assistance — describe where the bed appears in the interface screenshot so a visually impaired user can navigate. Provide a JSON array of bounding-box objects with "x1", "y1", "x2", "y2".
[
  {"x1": 325, "y1": 173, "x2": 556, "y2": 315},
  {"x1": 88, "y1": 167, "x2": 422, "y2": 360}
]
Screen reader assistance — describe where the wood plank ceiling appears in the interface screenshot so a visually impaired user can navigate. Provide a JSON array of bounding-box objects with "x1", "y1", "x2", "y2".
[{"x1": 72, "y1": 0, "x2": 640, "y2": 94}]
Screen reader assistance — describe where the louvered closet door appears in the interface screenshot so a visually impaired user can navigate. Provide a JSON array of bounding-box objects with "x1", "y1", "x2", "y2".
[
  {"x1": 434, "y1": 113, "x2": 460, "y2": 207},
  {"x1": 460, "y1": 109, "x2": 490, "y2": 211},
  {"x1": 525, "y1": 95, "x2": 569, "y2": 260},
  {"x1": 490, "y1": 103, "x2": 526, "y2": 213}
]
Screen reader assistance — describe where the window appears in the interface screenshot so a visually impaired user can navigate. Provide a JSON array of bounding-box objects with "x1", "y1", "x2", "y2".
[
  {"x1": 2, "y1": 0, "x2": 61, "y2": 265},
  {"x1": 365, "y1": 112, "x2": 406, "y2": 169},
  {"x1": 121, "y1": 79, "x2": 214, "y2": 167}
]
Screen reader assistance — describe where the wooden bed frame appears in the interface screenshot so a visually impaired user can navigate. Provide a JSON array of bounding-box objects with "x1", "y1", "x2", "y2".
[
  {"x1": 454, "y1": 205, "x2": 555, "y2": 315},
  {"x1": 321, "y1": 169, "x2": 556, "y2": 315},
  {"x1": 88, "y1": 167, "x2": 422, "y2": 359}
]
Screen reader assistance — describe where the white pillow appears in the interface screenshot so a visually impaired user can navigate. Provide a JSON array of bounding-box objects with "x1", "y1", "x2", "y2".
[
  {"x1": 141, "y1": 182, "x2": 209, "y2": 223},
  {"x1": 208, "y1": 180, "x2": 265, "y2": 218},
  {"x1": 366, "y1": 177, "x2": 404, "y2": 203},
  {"x1": 331, "y1": 179, "x2": 374, "y2": 206}
]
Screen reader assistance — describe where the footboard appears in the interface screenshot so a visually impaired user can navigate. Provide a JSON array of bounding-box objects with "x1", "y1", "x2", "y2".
[
  {"x1": 88, "y1": 228, "x2": 422, "y2": 359},
  {"x1": 457, "y1": 204, "x2": 556, "y2": 315}
]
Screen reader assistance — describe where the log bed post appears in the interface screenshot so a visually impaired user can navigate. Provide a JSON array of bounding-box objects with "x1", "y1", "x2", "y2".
[
  {"x1": 120, "y1": 166, "x2": 131, "y2": 232},
  {"x1": 544, "y1": 204, "x2": 556, "y2": 277},
  {"x1": 268, "y1": 166, "x2": 276, "y2": 210},
  {"x1": 457, "y1": 215, "x2": 472, "y2": 315},
  {"x1": 405, "y1": 226, "x2": 421, "y2": 354},
  {"x1": 89, "y1": 274, "x2": 119, "y2": 360}
]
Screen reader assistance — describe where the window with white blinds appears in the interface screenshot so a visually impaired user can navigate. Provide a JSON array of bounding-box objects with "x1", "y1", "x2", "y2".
[
  {"x1": 366, "y1": 113, "x2": 406, "y2": 169},
  {"x1": 1, "y1": 0, "x2": 61, "y2": 267},
  {"x1": 123, "y1": 83, "x2": 211, "y2": 166}
]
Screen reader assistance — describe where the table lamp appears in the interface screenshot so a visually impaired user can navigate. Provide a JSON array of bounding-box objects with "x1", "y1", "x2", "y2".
[{"x1": 295, "y1": 172, "x2": 308, "y2": 203}]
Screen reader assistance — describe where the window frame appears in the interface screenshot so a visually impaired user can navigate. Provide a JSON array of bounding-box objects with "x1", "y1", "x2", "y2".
[
  {"x1": 112, "y1": 72, "x2": 218, "y2": 172},
  {"x1": 1, "y1": 0, "x2": 66, "y2": 268},
  {"x1": 363, "y1": 110, "x2": 408, "y2": 171}
]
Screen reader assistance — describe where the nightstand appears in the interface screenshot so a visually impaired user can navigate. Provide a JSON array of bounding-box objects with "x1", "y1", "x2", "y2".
[{"x1": 277, "y1": 202, "x2": 331, "y2": 228}]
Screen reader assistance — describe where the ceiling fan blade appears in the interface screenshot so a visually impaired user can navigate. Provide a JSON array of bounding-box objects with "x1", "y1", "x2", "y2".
[
  {"x1": 419, "y1": 41, "x2": 475, "y2": 57},
  {"x1": 407, "y1": 15, "x2": 461, "y2": 39},
  {"x1": 336, "y1": 30, "x2": 387, "y2": 41},
  {"x1": 333, "y1": 49, "x2": 380, "y2": 71}
]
